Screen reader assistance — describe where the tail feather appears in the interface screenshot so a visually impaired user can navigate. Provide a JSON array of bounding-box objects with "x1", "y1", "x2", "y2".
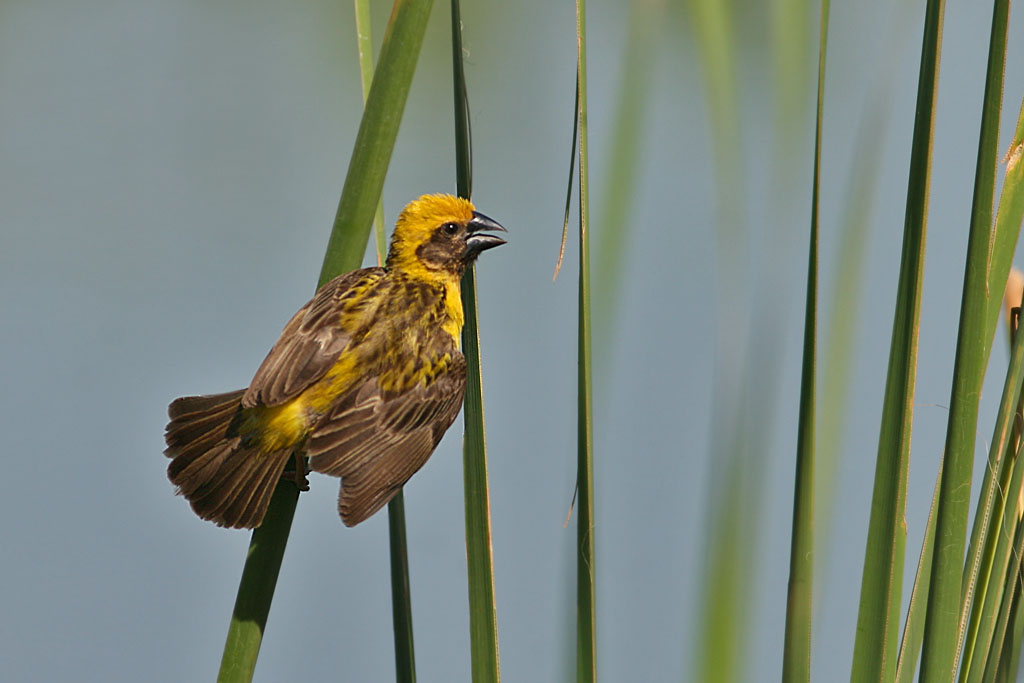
[
  {"x1": 164, "y1": 390, "x2": 291, "y2": 529},
  {"x1": 218, "y1": 451, "x2": 287, "y2": 528},
  {"x1": 168, "y1": 391, "x2": 245, "y2": 420},
  {"x1": 167, "y1": 406, "x2": 239, "y2": 450}
]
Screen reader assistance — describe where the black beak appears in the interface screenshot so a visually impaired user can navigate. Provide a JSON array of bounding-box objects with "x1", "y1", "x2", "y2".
[{"x1": 464, "y1": 210, "x2": 508, "y2": 257}]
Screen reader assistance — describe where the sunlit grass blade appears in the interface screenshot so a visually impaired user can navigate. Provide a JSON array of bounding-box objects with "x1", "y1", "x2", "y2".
[
  {"x1": 895, "y1": 464, "x2": 943, "y2": 683},
  {"x1": 850, "y1": 0, "x2": 944, "y2": 679},
  {"x1": 1004, "y1": 588, "x2": 1024, "y2": 680},
  {"x1": 217, "y1": 485, "x2": 300, "y2": 682},
  {"x1": 459, "y1": 270, "x2": 500, "y2": 683},
  {"x1": 959, "y1": 299, "x2": 1024, "y2": 679},
  {"x1": 965, "y1": 91, "x2": 1024, "y2": 682},
  {"x1": 979, "y1": 441, "x2": 1024, "y2": 680},
  {"x1": 451, "y1": 2, "x2": 500, "y2": 681},
  {"x1": 919, "y1": 0, "x2": 1008, "y2": 675},
  {"x1": 216, "y1": 2, "x2": 434, "y2": 681},
  {"x1": 574, "y1": 1, "x2": 595, "y2": 681},
  {"x1": 781, "y1": 2, "x2": 827, "y2": 679},
  {"x1": 983, "y1": 95, "x2": 1024, "y2": 334},
  {"x1": 352, "y1": 3, "x2": 417, "y2": 679},
  {"x1": 320, "y1": 0, "x2": 435, "y2": 283},
  {"x1": 459, "y1": 271, "x2": 500, "y2": 683},
  {"x1": 961, "y1": 174, "x2": 1024, "y2": 683},
  {"x1": 972, "y1": 447, "x2": 1024, "y2": 680},
  {"x1": 985, "y1": 509, "x2": 1024, "y2": 681},
  {"x1": 354, "y1": 0, "x2": 388, "y2": 264}
]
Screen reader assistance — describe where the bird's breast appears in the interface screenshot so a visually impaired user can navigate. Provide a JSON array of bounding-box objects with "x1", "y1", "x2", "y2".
[{"x1": 440, "y1": 281, "x2": 464, "y2": 347}]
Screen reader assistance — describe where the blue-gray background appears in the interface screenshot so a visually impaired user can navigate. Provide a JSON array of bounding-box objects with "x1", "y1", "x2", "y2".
[{"x1": 3, "y1": 1, "x2": 1024, "y2": 680}]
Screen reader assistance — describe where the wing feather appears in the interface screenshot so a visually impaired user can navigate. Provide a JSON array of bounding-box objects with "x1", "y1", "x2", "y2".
[
  {"x1": 242, "y1": 268, "x2": 384, "y2": 408},
  {"x1": 306, "y1": 354, "x2": 467, "y2": 526}
]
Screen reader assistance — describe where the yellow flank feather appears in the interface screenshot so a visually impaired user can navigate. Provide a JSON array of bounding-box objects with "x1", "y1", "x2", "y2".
[
  {"x1": 254, "y1": 399, "x2": 310, "y2": 452},
  {"x1": 442, "y1": 286, "x2": 464, "y2": 346},
  {"x1": 244, "y1": 353, "x2": 364, "y2": 452}
]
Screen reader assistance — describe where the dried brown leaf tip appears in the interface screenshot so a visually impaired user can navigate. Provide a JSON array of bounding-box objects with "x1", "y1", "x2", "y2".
[{"x1": 1004, "y1": 139, "x2": 1023, "y2": 173}]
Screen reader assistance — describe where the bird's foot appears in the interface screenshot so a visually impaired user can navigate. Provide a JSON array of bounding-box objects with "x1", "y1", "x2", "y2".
[{"x1": 283, "y1": 451, "x2": 310, "y2": 492}]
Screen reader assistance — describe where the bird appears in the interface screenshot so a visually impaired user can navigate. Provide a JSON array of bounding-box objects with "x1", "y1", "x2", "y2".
[{"x1": 163, "y1": 193, "x2": 506, "y2": 529}]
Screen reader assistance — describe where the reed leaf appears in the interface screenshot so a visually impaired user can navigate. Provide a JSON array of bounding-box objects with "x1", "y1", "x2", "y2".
[
  {"x1": 985, "y1": 508, "x2": 1024, "y2": 681},
  {"x1": 781, "y1": 1, "x2": 827, "y2": 679},
  {"x1": 217, "y1": 2, "x2": 434, "y2": 680},
  {"x1": 217, "y1": 485, "x2": 300, "y2": 683},
  {"x1": 981, "y1": 96, "x2": 1024, "y2": 343},
  {"x1": 320, "y1": 0, "x2": 435, "y2": 285},
  {"x1": 451, "y1": 2, "x2": 501, "y2": 681},
  {"x1": 459, "y1": 271, "x2": 500, "y2": 683},
  {"x1": 966, "y1": 88, "x2": 1024, "y2": 683},
  {"x1": 979, "y1": 436, "x2": 1024, "y2": 680},
  {"x1": 919, "y1": 0, "x2": 1008, "y2": 675},
  {"x1": 959, "y1": 288, "x2": 1024, "y2": 680},
  {"x1": 895, "y1": 464, "x2": 943, "y2": 683},
  {"x1": 573, "y1": 0, "x2": 595, "y2": 680},
  {"x1": 387, "y1": 491, "x2": 417, "y2": 683},
  {"x1": 972, "y1": 444, "x2": 1024, "y2": 681},
  {"x1": 354, "y1": 0, "x2": 389, "y2": 264},
  {"x1": 850, "y1": 0, "x2": 944, "y2": 679}
]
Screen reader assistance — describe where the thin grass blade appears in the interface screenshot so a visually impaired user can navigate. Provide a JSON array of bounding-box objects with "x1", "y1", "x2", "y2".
[
  {"x1": 895, "y1": 464, "x2": 943, "y2": 683},
  {"x1": 574, "y1": 1, "x2": 595, "y2": 681},
  {"x1": 217, "y1": 485, "x2": 300, "y2": 683},
  {"x1": 850, "y1": 1, "x2": 945, "y2": 679},
  {"x1": 459, "y1": 269, "x2": 500, "y2": 683},
  {"x1": 970, "y1": 91, "x2": 1024, "y2": 681},
  {"x1": 961, "y1": 332, "x2": 1024, "y2": 681},
  {"x1": 354, "y1": 0, "x2": 389, "y2": 264},
  {"x1": 781, "y1": 2, "x2": 828, "y2": 679},
  {"x1": 451, "y1": 2, "x2": 500, "y2": 681},
  {"x1": 974, "y1": 450, "x2": 1024, "y2": 680},
  {"x1": 552, "y1": 69, "x2": 577, "y2": 282},
  {"x1": 919, "y1": 0, "x2": 1009, "y2": 675},
  {"x1": 387, "y1": 491, "x2": 416, "y2": 683},
  {"x1": 990, "y1": 552, "x2": 1024, "y2": 681},
  {"x1": 217, "y1": 2, "x2": 435, "y2": 680},
  {"x1": 980, "y1": 444, "x2": 1024, "y2": 680},
  {"x1": 959, "y1": 294, "x2": 1024, "y2": 679},
  {"x1": 984, "y1": 95, "x2": 1024, "y2": 334}
]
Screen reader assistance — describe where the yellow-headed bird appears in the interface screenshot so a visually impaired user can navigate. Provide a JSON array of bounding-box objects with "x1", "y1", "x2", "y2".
[{"x1": 164, "y1": 194, "x2": 506, "y2": 529}]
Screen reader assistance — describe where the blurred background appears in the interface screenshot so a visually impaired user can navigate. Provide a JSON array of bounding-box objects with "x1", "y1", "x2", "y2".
[{"x1": 3, "y1": 0, "x2": 1024, "y2": 680}]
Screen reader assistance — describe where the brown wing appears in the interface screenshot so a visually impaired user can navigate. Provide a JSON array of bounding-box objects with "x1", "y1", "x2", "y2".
[
  {"x1": 242, "y1": 267, "x2": 384, "y2": 408},
  {"x1": 306, "y1": 353, "x2": 467, "y2": 526}
]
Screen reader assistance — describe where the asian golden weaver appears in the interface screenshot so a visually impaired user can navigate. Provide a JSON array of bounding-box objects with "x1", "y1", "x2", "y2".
[{"x1": 164, "y1": 194, "x2": 506, "y2": 529}]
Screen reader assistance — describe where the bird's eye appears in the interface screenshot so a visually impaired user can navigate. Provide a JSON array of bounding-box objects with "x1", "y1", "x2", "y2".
[{"x1": 442, "y1": 222, "x2": 459, "y2": 235}]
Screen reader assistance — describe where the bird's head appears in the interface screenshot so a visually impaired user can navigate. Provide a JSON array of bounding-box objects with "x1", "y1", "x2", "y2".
[{"x1": 386, "y1": 194, "x2": 506, "y2": 281}]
